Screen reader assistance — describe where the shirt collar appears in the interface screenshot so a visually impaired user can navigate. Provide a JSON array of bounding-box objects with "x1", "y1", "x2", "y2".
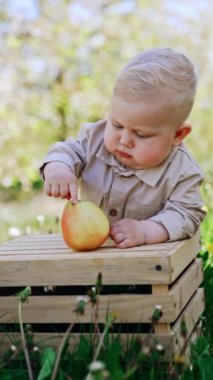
[{"x1": 96, "y1": 143, "x2": 179, "y2": 187}]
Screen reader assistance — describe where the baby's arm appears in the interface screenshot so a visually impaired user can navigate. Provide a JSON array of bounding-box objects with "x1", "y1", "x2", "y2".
[
  {"x1": 40, "y1": 125, "x2": 92, "y2": 202},
  {"x1": 110, "y1": 219, "x2": 169, "y2": 248},
  {"x1": 110, "y1": 168, "x2": 206, "y2": 248},
  {"x1": 43, "y1": 162, "x2": 78, "y2": 203}
]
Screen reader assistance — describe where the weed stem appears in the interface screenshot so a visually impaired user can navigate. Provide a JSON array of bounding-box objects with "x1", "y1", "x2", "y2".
[
  {"x1": 50, "y1": 322, "x2": 75, "y2": 380},
  {"x1": 18, "y1": 301, "x2": 34, "y2": 380}
]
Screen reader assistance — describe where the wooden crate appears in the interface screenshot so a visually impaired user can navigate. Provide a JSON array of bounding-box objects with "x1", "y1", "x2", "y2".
[{"x1": 0, "y1": 230, "x2": 205, "y2": 357}]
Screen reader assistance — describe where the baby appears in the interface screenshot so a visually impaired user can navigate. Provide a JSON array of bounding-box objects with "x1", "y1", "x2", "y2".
[{"x1": 40, "y1": 47, "x2": 206, "y2": 248}]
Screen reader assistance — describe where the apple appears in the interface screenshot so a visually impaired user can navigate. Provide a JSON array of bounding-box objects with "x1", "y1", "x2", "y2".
[{"x1": 61, "y1": 201, "x2": 110, "y2": 251}]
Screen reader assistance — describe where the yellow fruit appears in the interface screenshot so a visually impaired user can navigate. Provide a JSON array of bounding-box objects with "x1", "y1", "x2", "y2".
[{"x1": 61, "y1": 201, "x2": 109, "y2": 251}]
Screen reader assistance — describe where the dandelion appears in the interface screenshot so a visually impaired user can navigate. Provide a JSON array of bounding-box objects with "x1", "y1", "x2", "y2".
[
  {"x1": 86, "y1": 361, "x2": 109, "y2": 379},
  {"x1": 18, "y1": 287, "x2": 32, "y2": 303},
  {"x1": 36, "y1": 214, "x2": 45, "y2": 225},
  {"x1": 85, "y1": 374, "x2": 94, "y2": 380},
  {"x1": 87, "y1": 287, "x2": 97, "y2": 305},
  {"x1": 73, "y1": 296, "x2": 89, "y2": 315},
  {"x1": 89, "y1": 360, "x2": 106, "y2": 372},
  {"x1": 8, "y1": 227, "x2": 21, "y2": 238},
  {"x1": 155, "y1": 344, "x2": 165, "y2": 355},
  {"x1": 75, "y1": 296, "x2": 90, "y2": 304},
  {"x1": 151, "y1": 304, "x2": 163, "y2": 322},
  {"x1": 43, "y1": 285, "x2": 55, "y2": 292},
  {"x1": 10, "y1": 344, "x2": 17, "y2": 352},
  {"x1": 156, "y1": 344, "x2": 164, "y2": 351}
]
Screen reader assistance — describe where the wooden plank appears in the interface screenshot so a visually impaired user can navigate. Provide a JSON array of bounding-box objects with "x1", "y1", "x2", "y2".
[
  {"x1": 0, "y1": 232, "x2": 201, "y2": 286},
  {"x1": 0, "y1": 331, "x2": 175, "y2": 356},
  {"x1": 0, "y1": 255, "x2": 171, "y2": 286},
  {"x1": 151, "y1": 256, "x2": 203, "y2": 331},
  {"x1": 182, "y1": 324, "x2": 203, "y2": 364},
  {"x1": 0, "y1": 290, "x2": 204, "y2": 357},
  {"x1": 0, "y1": 260, "x2": 203, "y2": 323},
  {"x1": 0, "y1": 320, "x2": 204, "y2": 359},
  {"x1": 170, "y1": 259, "x2": 203, "y2": 321},
  {"x1": 172, "y1": 288, "x2": 205, "y2": 352},
  {"x1": 0, "y1": 241, "x2": 175, "y2": 253},
  {"x1": 169, "y1": 230, "x2": 200, "y2": 282},
  {"x1": 0, "y1": 234, "x2": 179, "y2": 251},
  {"x1": 0, "y1": 293, "x2": 175, "y2": 324}
]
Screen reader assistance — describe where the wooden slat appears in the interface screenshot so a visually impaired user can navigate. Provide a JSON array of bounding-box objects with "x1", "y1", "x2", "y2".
[
  {"x1": 0, "y1": 260, "x2": 203, "y2": 324},
  {"x1": 0, "y1": 234, "x2": 179, "y2": 250},
  {"x1": 170, "y1": 259, "x2": 203, "y2": 319},
  {"x1": 0, "y1": 289, "x2": 204, "y2": 357},
  {"x1": 0, "y1": 290, "x2": 204, "y2": 358},
  {"x1": 0, "y1": 232, "x2": 200, "y2": 286},
  {"x1": 0, "y1": 332, "x2": 175, "y2": 356},
  {"x1": 172, "y1": 288, "x2": 205, "y2": 352},
  {"x1": 0, "y1": 241, "x2": 175, "y2": 253},
  {"x1": 0, "y1": 255, "x2": 171, "y2": 286},
  {"x1": 169, "y1": 230, "x2": 201, "y2": 282},
  {"x1": 0, "y1": 293, "x2": 174, "y2": 323}
]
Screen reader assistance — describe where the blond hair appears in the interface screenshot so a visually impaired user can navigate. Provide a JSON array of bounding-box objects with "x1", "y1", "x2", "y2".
[{"x1": 113, "y1": 48, "x2": 197, "y2": 126}]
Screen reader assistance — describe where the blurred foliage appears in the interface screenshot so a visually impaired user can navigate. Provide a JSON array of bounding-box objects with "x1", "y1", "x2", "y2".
[{"x1": 0, "y1": 0, "x2": 212, "y2": 206}]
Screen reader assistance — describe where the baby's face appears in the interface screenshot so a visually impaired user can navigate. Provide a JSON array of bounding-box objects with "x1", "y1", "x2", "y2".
[{"x1": 104, "y1": 95, "x2": 179, "y2": 170}]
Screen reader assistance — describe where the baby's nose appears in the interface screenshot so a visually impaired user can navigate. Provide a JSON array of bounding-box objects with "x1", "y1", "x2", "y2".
[{"x1": 119, "y1": 131, "x2": 133, "y2": 147}]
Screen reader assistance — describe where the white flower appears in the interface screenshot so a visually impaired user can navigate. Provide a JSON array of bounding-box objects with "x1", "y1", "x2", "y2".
[
  {"x1": 33, "y1": 346, "x2": 39, "y2": 352},
  {"x1": 156, "y1": 344, "x2": 164, "y2": 351},
  {"x1": 26, "y1": 286, "x2": 32, "y2": 294},
  {"x1": 75, "y1": 296, "x2": 89, "y2": 304},
  {"x1": 91, "y1": 287, "x2": 96, "y2": 294},
  {"x1": 8, "y1": 227, "x2": 21, "y2": 238},
  {"x1": 155, "y1": 304, "x2": 162, "y2": 310},
  {"x1": 10, "y1": 344, "x2": 17, "y2": 352},
  {"x1": 85, "y1": 374, "x2": 94, "y2": 380},
  {"x1": 89, "y1": 360, "x2": 105, "y2": 372},
  {"x1": 36, "y1": 214, "x2": 45, "y2": 224}
]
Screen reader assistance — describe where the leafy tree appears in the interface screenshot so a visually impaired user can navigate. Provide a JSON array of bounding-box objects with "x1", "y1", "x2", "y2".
[{"x1": 0, "y1": 0, "x2": 212, "y2": 202}]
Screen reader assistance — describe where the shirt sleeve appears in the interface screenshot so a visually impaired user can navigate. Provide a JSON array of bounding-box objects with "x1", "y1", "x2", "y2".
[
  {"x1": 39, "y1": 126, "x2": 89, "y2": 178},
  {"x1": 149, "y1": 171, "x2": 206, "y2": 241}
]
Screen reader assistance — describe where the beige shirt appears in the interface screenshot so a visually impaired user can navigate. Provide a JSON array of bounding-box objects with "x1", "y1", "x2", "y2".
[{"x1": 40, "y1": 119, "x2": 206, "y2": 241}]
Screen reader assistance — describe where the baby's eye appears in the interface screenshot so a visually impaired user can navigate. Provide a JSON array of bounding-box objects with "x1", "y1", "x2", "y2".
[
  {"x1": 113, "y1": 124, "x2": 123, "y2": 129},
  {"x1": 135, "y1": 131, "x2": 146, "y2": 138}
]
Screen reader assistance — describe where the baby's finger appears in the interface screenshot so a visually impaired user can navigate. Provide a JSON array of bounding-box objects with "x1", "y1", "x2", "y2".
[
  {"x1": 110, "y1": 224, "x2": 120, "y2": 236},
  {"x1": 51, "y1": 183, "x2": 60, "y2": 197},
  {"x1": 69, "y1": 182, "x2": 78, "y2": 204},
  {"x1": 60, "y1": 184, "x2": 70, "y2": 199},
  {"x1": 113, "y1": 232, "x2": 125, "y2": 245},
  {"x1": 44, "y1": 182, "x2": 52, "y2": 196},
  {"x1": 116, "y1": 238, "x2": 133, "y2": 249}
]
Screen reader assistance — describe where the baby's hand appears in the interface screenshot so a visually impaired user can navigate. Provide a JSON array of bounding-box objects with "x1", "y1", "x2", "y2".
[
  {"x1": 43, "y1": 162, "x2": 78, "y2": 203},
  {"x1": 110, "y1": 219, "x2": 145, "y2": 248},
  {"x1": 110, "y1": 218, "x2": 169, "y2": 248}
]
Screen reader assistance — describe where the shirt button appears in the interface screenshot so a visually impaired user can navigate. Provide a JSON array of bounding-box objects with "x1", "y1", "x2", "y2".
[{"x1": 109, "y1": 209, "x2": 117, "y2": 216}]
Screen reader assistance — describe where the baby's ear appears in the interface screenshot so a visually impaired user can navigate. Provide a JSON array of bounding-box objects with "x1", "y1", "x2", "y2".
[{"x1": 173, "y1": 122, "x2": 192, "y2": 146}]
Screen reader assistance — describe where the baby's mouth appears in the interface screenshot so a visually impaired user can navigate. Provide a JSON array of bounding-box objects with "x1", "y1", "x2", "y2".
[{"x1": 117, "y1": 150, "x2": 132, "y2": 158}]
